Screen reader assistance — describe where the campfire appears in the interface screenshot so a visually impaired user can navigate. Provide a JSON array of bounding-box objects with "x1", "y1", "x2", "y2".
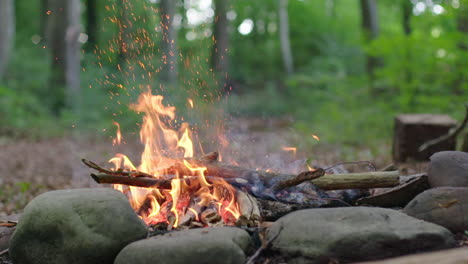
[{"x1": 82, "y1": 90, "x2": 401, "y2": 230}]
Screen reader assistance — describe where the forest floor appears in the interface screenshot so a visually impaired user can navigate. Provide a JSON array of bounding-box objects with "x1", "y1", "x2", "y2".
[{"x1": 0, "y1": 117, "x2": 426, "y2": 217}]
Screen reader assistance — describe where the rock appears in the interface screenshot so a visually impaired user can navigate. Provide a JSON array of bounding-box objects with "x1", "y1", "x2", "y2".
[
  {"x1": 428, "y1": 151, "x2": 468, "y2": 187},
  {"x1": 356, "y1": 247, "x2": 468, "y2": 264},
  {"x1": 0, "y1": 214, "x2": 20, "y2": 252},
  {"x1": 403, "y1": 187, "x2": 468, "y2": 232},
  {"x1": 9, "y1": 188, "x2": 148, "y2": 264},
  {"x1": 115, "y1": 227, "x2": 251, "y2": 264},
  {"x1": 267, "y1": 207, "x2": 455, "y2": 264}
]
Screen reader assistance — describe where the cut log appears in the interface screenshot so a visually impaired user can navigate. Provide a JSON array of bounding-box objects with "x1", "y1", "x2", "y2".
[
  {"x1": 419, "y1": 103, "x2": 468, "y2": 152},
  {"x1": 393, "y1": 114, "x2": 457, "y2": 162}
]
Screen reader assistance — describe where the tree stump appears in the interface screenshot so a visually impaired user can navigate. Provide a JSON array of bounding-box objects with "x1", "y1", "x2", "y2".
[{"x1": 393, "y1": 114, "x2": 457, "y2": 162}]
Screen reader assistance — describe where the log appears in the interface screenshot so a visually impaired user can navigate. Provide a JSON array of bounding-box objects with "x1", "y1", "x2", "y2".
[
  {"x1": 393, "y1": 114, "x2": 457, "y2": 162},
  {"x1": 83, "y1": 153, "x2": 400, "y2": 203},
  {"x1": 356, "y1": 174, "x2": 430, "y2": 207},
  {"x1": 311, "y1": 171, "x2": 400, "y2": 190},
  {"x1": 419, "y1": 103, "x2": 468, "y2": 152},
  {"x1": 89, "y1": 170, "x2": 400, "y2": 191}
]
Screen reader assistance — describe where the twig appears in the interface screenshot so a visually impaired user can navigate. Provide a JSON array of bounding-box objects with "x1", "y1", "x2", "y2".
[
  {"x1": 273, "y1": 168, "x2": 325, "y2": 191},
  {"x1": 0, "y1": 220, "x2": 17, "y2": 228},
  {"x1": 419, "y1": 103, "x2": 468, "y2": 152},
  {"x1": 0, "y1": 248, "x2": 8, "y2": 256},
  {"x1": 91, "y1": 173, "x2": 249, "y2": 189},
  {"x1": 91, "y1": 173, "x2": 172, "y2": 189},
  {"x1": 82, "y1": 159, "x2": 154, "y2": 178},
  {"x1": 246, "y1": 223, "x2": 284, "y2": 264}
]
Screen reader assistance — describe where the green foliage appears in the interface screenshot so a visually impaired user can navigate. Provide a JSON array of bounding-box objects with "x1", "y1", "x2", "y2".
[{"x1": 3, "y1": 0, "x2": 467, "y2": 149}]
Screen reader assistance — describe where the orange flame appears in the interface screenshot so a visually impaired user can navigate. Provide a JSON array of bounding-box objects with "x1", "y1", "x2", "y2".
[
  {"x1": 112, "y1": 121, "x2": 123, "y2": 145},
  {"x1": 187, "y1": 98, "x2": 194, "y2": 108},
  {"x1": 109, "y1": 90, "x2": 240, "y2": 228},
  {"x1": 282, "y1": 147, "x2": 297, "y2": 159}
]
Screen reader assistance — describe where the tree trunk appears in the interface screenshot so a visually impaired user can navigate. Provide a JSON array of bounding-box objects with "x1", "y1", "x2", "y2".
[
  {"x1": 402, "y1": 0, "x2": 412, "y2": 36},
  {"x1": 40, "y1": 0, "x2": 49, "y2": 43},
  {"x1": 85, "y1": 0, "x2": 98, "y2": 52},
  {"x1": 279, "y1": 0, "x2": 294, "y2": 76},
  {"x1": 117, "y1": 0, "x2": 130, "y2": 68},
  {"x1": 402, "y1": 0, "x2": 412, "y2": 87},
  {"x1": 0, "y1": 0, "x2": 15, "y2": 80},
  {"x1": 160, "y1": 0, "x2": 177, "y2": 84},
  {"x1": 454, "y1": 0, "x2": 468, "y2": 93},
  {"x1": 359, "y1": 0, "x2": 380, "y2": 87},
  {"x1": 211, "y1": 0, "x2": 230, "y2": 88},
  {"x1": 48, "y1": 0, "x2": 81, "y2": 113}
]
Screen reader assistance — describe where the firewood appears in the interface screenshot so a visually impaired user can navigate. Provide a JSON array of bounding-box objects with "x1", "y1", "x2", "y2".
[
  {"x1": 356, "y1": 174, "x2": 429, "y2": 207},
  {"x1": 84, "y1": 157, "x2": 400, "y2": 193},
  {"x1": 236, "y1": 190, "x2": 260, "y2": 227},
  {"x1": 311, "y1": 171, "x2": 400, "y2": 190},
  {"x1": 200, "y1": 208, "x2": 222, "y2": 226}
]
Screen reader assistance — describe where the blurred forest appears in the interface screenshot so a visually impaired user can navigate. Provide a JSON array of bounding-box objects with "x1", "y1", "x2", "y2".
[{"x1": 0, "y1": 0, "x2": 467, "y2": 146}]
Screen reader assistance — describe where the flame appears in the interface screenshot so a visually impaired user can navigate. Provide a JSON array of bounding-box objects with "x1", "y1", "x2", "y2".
[
  {"x1": 312, "y1": 134, "x2": 320, "y2": 141},
  {"x1": 112, "y1": 121, "x2": 123, "y2": 145},
  {"x1": 187, "y1": 98, "x2": 194, "y2": 108},
  {"x1": 109, "y1": 90, "x2": 240, "y2": 228},
  {"x1": 282, "y1": 147, "x2": 297, "y2": 159}
]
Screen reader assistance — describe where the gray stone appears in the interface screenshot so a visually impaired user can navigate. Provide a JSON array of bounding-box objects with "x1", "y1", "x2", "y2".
[
  {"x1": 428, "y1": 151, "x2": 468, "y2": 187},
  {"x1": 114, "y1": 227, "x2": 251, "y2": 264},
  {"x1": 403, "y1": 187, "x2": 468, "y2": 232},
  {"x1": 355, "y1": 247, "x2": 468, "y2": 264},
  {"x1": 267, "y1": 207, "x2": 455, "y2": 264},
  {"x1": 9, "y1": 188, "x2": 148, "y2": 264}
]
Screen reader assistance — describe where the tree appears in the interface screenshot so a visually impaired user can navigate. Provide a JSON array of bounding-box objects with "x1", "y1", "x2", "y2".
[
  {"x1": 401, "y1": 0, "x2": 413, "y2": 86},
  {"x1": 0, "y1": 0, "x2": 15, "y2": 80},
  {"x1": 40, "y1": 0, "x2": 49, "y2": 43},
  {"x1": 359, "y1": 0, "x2": 380, "y2": 86},
  {"x1": 279, "y1": 0, "x2": 294, "y2": 75},
  {"x1": 160, "y1": 0, "x2": 177, "y2": 84},
  {"x1": 48, "y1": 0, "x2": 81, "y2": 113},
  {"x1": 85, "y1": 0, "x2": 98, "y2": 52},
  {"x1": 211, "y1": 0, "x2": 230, "y2": 86},
  {"x1": 402, "y1": 0, "x2": 412, "y2": 35}
]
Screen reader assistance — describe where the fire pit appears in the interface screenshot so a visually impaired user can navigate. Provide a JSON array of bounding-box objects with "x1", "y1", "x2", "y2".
[
  {"x1": 81, "y1": 90, "x2": 398, "y2": 230},
  {"x1": 4, "y1": 91, "x2": 465, "y2": 264}
]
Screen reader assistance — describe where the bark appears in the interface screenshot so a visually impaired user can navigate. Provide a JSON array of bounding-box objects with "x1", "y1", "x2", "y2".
[
  {"x1": 48, "y1": 0, "x2": 81, "y2": 113},
  {"x1": 160, "y1": 0, "x2": 177, "y2": 84},
  {"x1": 359, "y1": 0, "x2": 380, "y2": 86},
  {"x1": 356, "y1": 174, "x2": 429, "y2": 207},
  {"x1": 212, "y1": 0, "x2": 230, "y2": 83},
  {"x1": 279, "y1": 0, "x2": 294, "y2": 75},
  {"x1": 0, "y1": 0, "x2": 15, "y2": 80},
  {"x1": 85, "y1": 0, "x2": 98, "y2": 51}
]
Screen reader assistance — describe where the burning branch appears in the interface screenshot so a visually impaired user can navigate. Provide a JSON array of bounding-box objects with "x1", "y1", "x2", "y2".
[{"x1": 83, "y1": 153, "x2": 400, "y2": 199}]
